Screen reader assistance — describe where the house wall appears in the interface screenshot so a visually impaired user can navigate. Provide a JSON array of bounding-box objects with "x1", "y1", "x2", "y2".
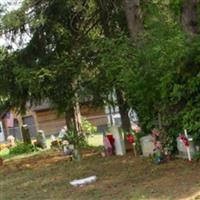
[
  {"x1": 35, "y1": 105, "x2": 108, "y2": 136},
  {"x1": 4, "y1": 111, "x2": 39, "y2": 140},
  {"x1": 35, "y1": 110, "x2": 66, "y2": 136},
  {"x1": 4, "y1": 105, "x2": 108, "y2": 139},
  {"x1": 2, "y1": 112, "x2": 23, "y2": 140}
]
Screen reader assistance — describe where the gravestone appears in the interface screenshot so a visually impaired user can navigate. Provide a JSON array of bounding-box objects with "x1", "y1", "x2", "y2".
[
  {"x1": 36, "y1": 130, "x2": 47, "y2": 149},
  {"x1": 111, "y1": 126, "x2": 126, "y2": 156},
  {"x1": 140, "y1": 135, "x2": 155, "y2": 157},
  {"x1": 21, "y1": 125, "x2": 31, "y2": 144},
  {"x1": 177, "y1": 136, "x2": 195, "y2": 159}
]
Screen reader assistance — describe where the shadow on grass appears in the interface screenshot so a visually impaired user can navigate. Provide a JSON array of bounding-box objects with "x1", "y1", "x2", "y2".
[{"x1": 0, "y1": 149, "x2": 200, "y2": 200}]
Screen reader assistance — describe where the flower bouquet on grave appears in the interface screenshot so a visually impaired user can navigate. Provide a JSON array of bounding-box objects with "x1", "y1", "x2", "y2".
[
  {"x1": 103, "y1": 132, "x2": 115, "y2": 156},
  {"x1": 178, "y1": 131, "x2": 192, "y2": 161},
  {"x1": 152, "y1": 129, "x2": 164, "y2": 164},
  {"x1": 126, "y1": 133, "x2": 136, "y2": 156},
  {"x1": 126, "y1": 125, "x2": 141, "y2": 156},
  {"x1": 153, "y1": 142, "x2": 163, "y2": 164}
]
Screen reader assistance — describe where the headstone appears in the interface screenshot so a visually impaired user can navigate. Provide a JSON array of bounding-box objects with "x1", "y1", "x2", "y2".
[
  {"x1": 7, "y1": 135, "x2": 16, "y2": 148},
  {"x1": 177, "y1": 135, "x2": 195, "y2": 159},
  {"x1": 21, "y1": 124, "x2": 31, "y2": 144},
  {"x1": 0, "y1": 121, "x2": 5, "y2": 142},
  {"x1": 140, "y1": 135, "x2": 154, "y2": 157},
  {"x1": 36, "y1": 130, "x2": 47, "y2": 148},
  {"x1": 111, "y1": 126, "x2": 125, "y2": 156}
]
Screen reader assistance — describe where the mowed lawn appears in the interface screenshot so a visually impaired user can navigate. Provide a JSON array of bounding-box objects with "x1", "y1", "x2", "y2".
[{"x1": 0, "y1": 149, "x2": 200, "y2": 200}]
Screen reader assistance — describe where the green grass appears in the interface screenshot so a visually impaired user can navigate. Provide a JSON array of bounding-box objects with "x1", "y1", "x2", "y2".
[
  {"x1": 0, "y1": 148, "x2": 10, "y2": 159},
  {"x1": 1, "y1": 151, "x2": 200, "y2": 200},
  {"x1": 87, "y1": 134, "x2": 103, "y2": 147},
  {"x1": 0, "y1": 147, "x2": 52, "y2": 161}
]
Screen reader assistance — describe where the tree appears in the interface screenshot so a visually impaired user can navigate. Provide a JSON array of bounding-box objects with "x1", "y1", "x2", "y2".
[
  {"x1": 0, "y1": 0, "x2": 133, "y2": 134},
  {"x1": 0, "y1": 0, "x2": 97, "y2": 132},
  {"x1": 90, "y1": 0, "x2": 133, "y2": 132},
  {"x1": 123, "y1": 0, "x2": 143, "y2": 40},
  {"x1": 181, "y1": 0, "x2": 199, "y2": 36},
  {"x1": 1, "y1": 0, "x2": 200, "y2": 152}
]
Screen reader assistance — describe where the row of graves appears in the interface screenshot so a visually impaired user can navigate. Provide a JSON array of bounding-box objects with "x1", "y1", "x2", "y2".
[
  {"x1": 102, "y1": 126, "x2": 199, "y2": 164},
  {"x1": 102, "y1": 107, "x2": 199, "y2": 163},
  {"x1": 69, "y1": 125, "x2": 200, "y2": 187},
  {"x1": 1, "y1": 124, "x2": 199, "y2": 163},
  {"x1": 1, "y1": 123, "x2": 199, "y2": 164},
  {"x1": 1, "y1": 122, "x2": 199, "y2": 186}
]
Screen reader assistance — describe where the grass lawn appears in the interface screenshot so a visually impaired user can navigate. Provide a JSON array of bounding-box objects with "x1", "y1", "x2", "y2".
[
  {"x1": 87, "y1": 134, "x2": 103, "y2": 147},
  {"x1": 0, "y1": 149, "x2": 200, "y2": 200}
]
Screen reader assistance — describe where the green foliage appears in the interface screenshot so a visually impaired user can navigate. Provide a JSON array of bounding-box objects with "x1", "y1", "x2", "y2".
[
  {"x1": 62, "y1": 128, "x2": 87, "y2": 148},
  {"x1": 81, "y1": 117, "x2": 97, "y2": 136},
  {"x1": 1, "y1": 0, "x2": 200, "y2": 153},
  {"x1": 193, "y1": 131, "x2": 200, "y2": 146},
  {"x1": 9, "y1": 143, "x2": 38, "y2": 155},
  {"x1": 80, "y1": 34, "x2": 135, "y2": 106},
  {"x1": 124, "y1": 9, "x2": 186, "y2": 132},
  {"x1": 193, "y1": 152, "x2": 200, "y2": 162}
]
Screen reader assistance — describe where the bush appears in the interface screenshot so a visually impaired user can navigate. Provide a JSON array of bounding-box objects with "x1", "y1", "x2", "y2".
[
  {"x1": 193, "y1": 131, "x2": 200, "y2": 146},
  {"x1": 193, "y1": 152, "x2": 200, "y2": 162},
  {"x1": 9, "y1": 143, "x2": 38, "y2": 155},
  {"x1": 62, "y1": 129, "x2": 87, "y2": 149},
  {"x1": 81, "y1": 117, "x2": 97, "y2": 136}
]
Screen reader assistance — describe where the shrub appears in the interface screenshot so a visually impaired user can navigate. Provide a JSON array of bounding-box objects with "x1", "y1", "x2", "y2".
[
  {"x1": 62, "y1": 129, "x2": 87, "y2": 149},
  {"x1": 193, "y1": 152, "x2": 200, "y2": 162},
  {"x1": 9, "y1": 143, "x2": 38, "y2": 155},
  {"x1": 81, "y1": 117, "x2": 97, "y2": 136},
  {"x1": 193, "y1": 131, "x2": 200, "y2": 146}
]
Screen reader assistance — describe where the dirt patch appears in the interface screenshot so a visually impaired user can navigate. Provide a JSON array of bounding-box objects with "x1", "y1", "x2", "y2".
[{"x1": 0, "y1": 149, "x2": 99, "y2": 172}]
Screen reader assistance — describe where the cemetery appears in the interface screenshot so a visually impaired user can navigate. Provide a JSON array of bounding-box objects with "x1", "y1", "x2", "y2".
[
  {"x1": 0, "y1": 0, "x2": 200, "y2": 199},
  {"x1": 0, "y1": 142, "x2": 200, "y2": 200},
  {"x1": 0, "y1": 116, "x2": 200, "y2": 199}
]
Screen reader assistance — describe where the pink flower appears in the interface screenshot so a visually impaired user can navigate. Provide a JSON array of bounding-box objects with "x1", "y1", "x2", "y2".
[{"x1": 132, "y1": 126, "x2": 141, "y2": 133}]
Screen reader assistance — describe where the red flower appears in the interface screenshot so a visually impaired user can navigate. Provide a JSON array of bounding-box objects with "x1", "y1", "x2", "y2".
[
  {"x1": 106, "y1": 134, "x2": 115, "y2": 146},
  {"x1": 179, "y1": 134, "x2": 189, "y2": 147},
  {"x1": 127, "y1": 134, "x2": 135, "y2": 144}
]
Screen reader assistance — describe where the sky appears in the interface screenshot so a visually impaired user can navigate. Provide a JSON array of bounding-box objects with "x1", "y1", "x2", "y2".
[
  {"x1": 0, "y1": 0, "x2": 22, "y2": 12},
  {"x1": 0, "y1": 0, "x2": 23, "y2": 47}
]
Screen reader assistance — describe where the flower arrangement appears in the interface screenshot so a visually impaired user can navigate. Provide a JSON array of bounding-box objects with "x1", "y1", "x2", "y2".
[
  {"x1": 126, "y1": 124, "x2": 141, "y2": 156},
  {"x1": 151, "y1": 129, "x2": 164, "y2": 164},
  {"x1": 178, "y1": 134, "x2": 189, "y2": 147}
]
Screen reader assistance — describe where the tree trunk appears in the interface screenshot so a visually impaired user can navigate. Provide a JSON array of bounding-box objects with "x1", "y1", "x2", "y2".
[
  {"x1": 65, "y1": 101, "x2": 81, "y2": 134},
  {"x1": 123, "y1": 0, "x2": 143, "y2": 40},
  {"x1": 65, "y1": 106, "x2": 75, "y2": 129},
  {"x1": 96, "y1": 0, "x2": 111, "y2": 37},
  {"x1": 73, "y1": 100, "x2": 82, "y2": 134},
  {"x1": 116, "y1": 89, "x2": 132, "y2": 150},
  {"x1": 116, "y1": 89, "x2": 131, "y2": 132},
  {"x1": 181, "y1": 0, "x2": 199, "y2": 36}
]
